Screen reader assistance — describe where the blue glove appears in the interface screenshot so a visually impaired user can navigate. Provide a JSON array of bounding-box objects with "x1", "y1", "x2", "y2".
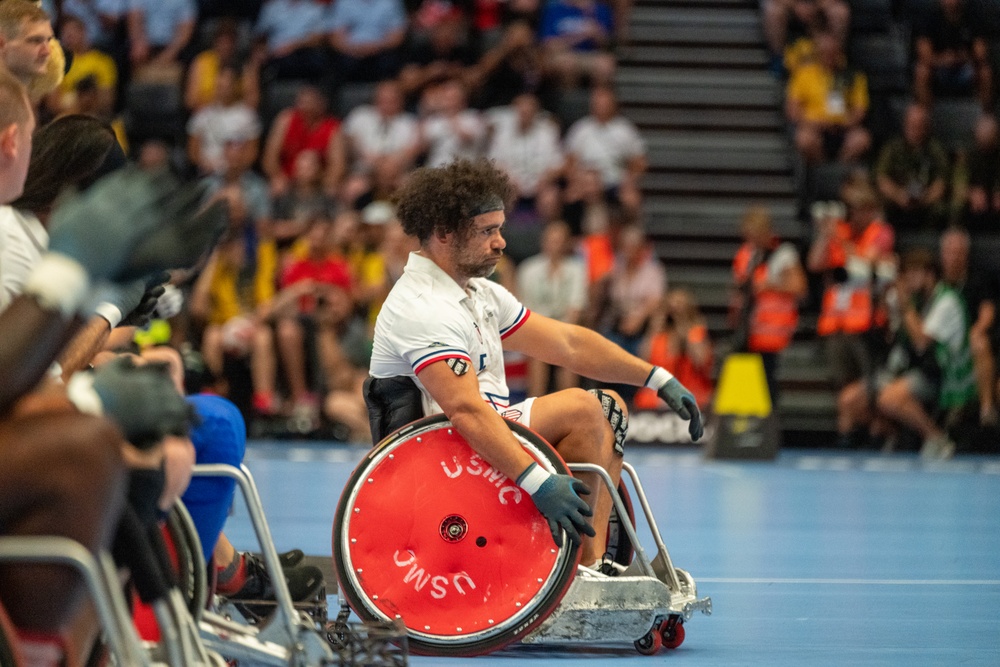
[
  {"x1": 657, "y1": 377, "x2": 704, "y2": 441},
  {"x1": 519, "y1": 463, "x2": 595, "y2": 548}
]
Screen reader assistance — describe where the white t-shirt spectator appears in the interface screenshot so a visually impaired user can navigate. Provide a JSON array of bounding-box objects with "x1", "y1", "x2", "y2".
[
  {"x1": 343, "y1": 106, "x2": 419, "y2": 166},
  {"x1": 564, "y1": 114, "x2": 645, "y2": 187},
  {"x1": 486, "y1": 107, "x2": 563, "y2": 197},
  {"x1": 516, "y1": 254, "x2": 587, "y2": 322},
  {"x1": 0, "y1": 206, "x2": 48, "y2": 312},
  {"x1": 187, "y1": 103, "x2": 262, "y2": 173},
  {"x1": 923, "y1": 287, "x2": 966, "y2": 356},
  {"x1": 421, "y1": 110, "x2": 485, "y2": 168}
]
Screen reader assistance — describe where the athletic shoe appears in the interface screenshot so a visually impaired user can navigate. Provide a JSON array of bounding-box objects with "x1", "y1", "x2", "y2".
[
  {"x1": 227, "y1": 553, "x2": 325, "y2": 623},
  {"x1": 920, "y1": 434, "x2": 955, "y2": 461},
  {"x1": 588, "y1": 557, "x2": 628, "y2": 576}
]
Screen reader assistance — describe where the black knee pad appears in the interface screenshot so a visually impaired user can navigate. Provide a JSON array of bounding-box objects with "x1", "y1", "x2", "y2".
[{"x1": 588, "y1": 388, "x2": 628, "y2": 457}]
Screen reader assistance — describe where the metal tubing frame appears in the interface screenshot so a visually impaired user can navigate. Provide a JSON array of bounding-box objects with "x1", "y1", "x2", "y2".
[
  {"x1": 621, "y1": 461, "x2": 684, "y2": 593},
  {"x1": 0, "y1": 536, "x2": 149, "y2": 667},
  {"x1": 566, "y1": 462, "x2": 659, "y2": 579},
  {"x1": 190, "y1": 463, "x2": 335, "y2": 665}
]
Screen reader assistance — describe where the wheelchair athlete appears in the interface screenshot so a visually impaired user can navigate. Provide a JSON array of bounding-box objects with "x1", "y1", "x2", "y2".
[{"x1": 367, "y1": 159, "x2": 703, "y2": 571}]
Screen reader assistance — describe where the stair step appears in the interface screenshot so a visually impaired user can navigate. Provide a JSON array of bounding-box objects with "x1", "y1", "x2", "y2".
[
  {"x1": 645, "y1": 129, "x2": 788, "y2": 151},
  {"x1": 618, "y1": 83, "x2": 782, "y2": 108},
  {"x1": 618, "y1": 68, "x2": 778, "y2": 89},
  {"x1": 629, "y1": 24, "x2": 763, "y2": 45},
  {"x1": 644, "y1": 173, "x2": 796, "y2": 196},
  {"x1": 623, "y1": 106, "x2": 785, "y2": 131},
  {"x1": 631, "y1": 6, "x2": 761, "y2": 26},
  {"x1": 652, "y1": 239, "x2": 743, "y2": 263},
  {"x1": 620, "y1": 45, "x2": 769, "y2": 67},
  {"x1": 647, "y1": 148, "x2": 792, "y2": 172}
]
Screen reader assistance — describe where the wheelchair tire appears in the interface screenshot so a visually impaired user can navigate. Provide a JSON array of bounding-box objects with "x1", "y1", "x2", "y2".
[
  {"x1": 333, "y1": 414, "x2": 581, "y2": 657},
  {"x1": 165, "y1": 501, "x2": 207, "y2": 622}
]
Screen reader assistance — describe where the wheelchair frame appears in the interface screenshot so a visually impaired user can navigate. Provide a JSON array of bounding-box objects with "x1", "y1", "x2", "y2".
[{"x1": 333, "y1": 414, "x2": 712, "y2": 656}]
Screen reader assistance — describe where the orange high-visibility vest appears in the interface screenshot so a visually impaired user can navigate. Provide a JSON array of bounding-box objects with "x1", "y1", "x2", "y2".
[
  {"x1": 634, "y1": 326, "x2": 714, "y2": 409},
  {"x1": 732, "y1": 242, "x2": 800, "y2": 353},
  {"x1": 816, "y1": 220, "x2": 894, "y2": 336}
]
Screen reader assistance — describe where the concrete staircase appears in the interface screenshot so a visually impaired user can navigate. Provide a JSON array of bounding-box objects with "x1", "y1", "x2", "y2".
[{"x1": 618, "y1": 0, "x2": 837, "y2": 437}]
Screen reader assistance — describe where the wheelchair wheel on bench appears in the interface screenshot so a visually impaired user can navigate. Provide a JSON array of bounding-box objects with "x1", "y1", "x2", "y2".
[{"x1": 333, "y1": 414, "x2": 581, "y2": 657}]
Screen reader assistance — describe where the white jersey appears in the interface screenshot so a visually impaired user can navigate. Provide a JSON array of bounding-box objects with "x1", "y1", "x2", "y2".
[{"x1": 370, "y1": 252, "x2": 531, "y2": 415}]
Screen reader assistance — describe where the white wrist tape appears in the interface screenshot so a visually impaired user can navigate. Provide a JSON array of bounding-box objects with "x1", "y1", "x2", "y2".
[
  {"x1": 94, "y1": 301, "x2": 123, "y2": 328},
  {"x1": 517, "y1": 462, "x2": 552, "y2": 496},
  {"x1": 644, "y1": 366, "x2": 674, "y2": 390},
  {"x1": 23, "y1": 253, "x2": 90, "y2": 318},
  {"x1": 65, "y1": 372, "x2": 104, "y2": 416}
]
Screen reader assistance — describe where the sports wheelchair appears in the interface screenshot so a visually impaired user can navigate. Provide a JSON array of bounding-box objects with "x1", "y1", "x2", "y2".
[{"x1": 332, "y1": 377, "x2": 712, "y2": 657}]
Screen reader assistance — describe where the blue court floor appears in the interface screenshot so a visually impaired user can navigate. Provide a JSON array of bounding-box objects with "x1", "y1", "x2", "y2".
[{"x1": 225, "y1": 443, "x2": 1000, "y2": 666}]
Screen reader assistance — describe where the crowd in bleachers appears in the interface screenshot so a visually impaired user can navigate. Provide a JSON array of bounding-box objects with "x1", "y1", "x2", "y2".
[
  {"x1": 756, "y1": 0, "x2": 1000, "y2": 456},
  {"x1": 16, "y1": 0, "x2": 666, "y2": 440}
]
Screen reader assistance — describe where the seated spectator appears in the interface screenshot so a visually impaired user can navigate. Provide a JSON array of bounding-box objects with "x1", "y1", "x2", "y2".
[
  {"x1": 878, "y1": 249, "x2": 972, "y2": 458},
  {"x1": 564, "y1": 166, "x2": 611, "y2": 242},
  {"x1": 186, "y1": 18, "x2": 261, "y2": 112},
  {"x1": 399, "y1": 7, "x2": 477, "y2": 100},
  {"x1": 539, "y1": 0, "x2": 616, "y2": 88},
  {"x1": 939, "y1": 226, "x2": 997, "y2": 425},
  {"x1": 187, "y1": 64, "x2": 262, "y2": 175},
  {"x1": 963, "y1": 114, "x2": 1000, "y2": 229},
  {"x1": 261, "y1": 84, "x2": 343, "y2": 197},
  {"x1": 486, "y1": 92, "x2": 564, "y2": 221},
  {"x1": 596, "y1": 225, "x2": 666, "y2": 403},
  {"x1": 761, "y1": 0, "x2": 849, "y2": 75},
  {"x1": 0, "y1": 1, "x2": 55, "y2": 93},
  {"x1": 325, "y1": 0, "x2": 407, "y2": 85},
  {"x1": 274, "y1": 218, "x2": 353, "y2": 428},
  {"x1": 271, "y1": 149, "x2": 337, "y2": 246},
  {"x1": 913, "y1": 0, "x2": 993, "y2": 110},
  {"x1": 468, "y1": 21, "x2": 553, "y2": 109},
  {"x1": 204, "y1": 138, "x2": 272, "y2": 236},
  {"x1": 190, "y1": 223, "x2": 279, "y2": 412},
  {"x1": 418, "y1": 78, "x2": 485, "y2": 167},
  {"x1": 785, "y1": 30, "x2": 870, "y2": 166},
  {"x1": 516, "y1": 220, "x2": 588, "y2": 396},
  {"x1": 66, "y1": 75, "x2": 128, "y2": 148},
  {"x1": 730, "y1": 205, "x2": 807, "y2": 405},
  {"x1": 564, "y1": 85, "x2": 647, "y2": 217},
  {"x1": 807, "y1": 183, "x2": 896, "y2": 447},
  {"x1": 253, "y1": 0, "x2": 328, "y2": 81},
  {"x1": 42, "y1": 0, "x2": 127, "y2": 52},
  {"x1": 351, "y1": 203, "x2": 393, "y2": 326},
  {"x1": 47, "y1": 14, "x2": 116, "y2": 116},
  {"x1": 126, "y1": 0, "x2": 196, "y2": 80},
  {"x1": 875, "y1": 103, "x2": 950, "y2": 231},
  {"x1": 634, "y1": 289, "x2": 714, "y2": 410},
  {"x1": 340, "y1": 80, "x2": 419, "y2": 205}
]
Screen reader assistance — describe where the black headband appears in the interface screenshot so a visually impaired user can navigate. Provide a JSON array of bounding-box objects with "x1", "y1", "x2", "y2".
[{"x1": 467, "y1": 194, "x2": 505, "y2": 218}]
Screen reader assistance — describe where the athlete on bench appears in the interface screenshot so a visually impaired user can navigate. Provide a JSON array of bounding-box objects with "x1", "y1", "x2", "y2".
[{"x1": 366, "y1": 159, "x2": 703, "y2": 571}]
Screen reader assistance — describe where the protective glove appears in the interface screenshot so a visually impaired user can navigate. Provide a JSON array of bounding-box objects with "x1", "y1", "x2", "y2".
[
  {"x1": 153, "y1": 284, "x2": 184, "y2": 320},
  {"x1": 656, "y1": 376, "x2": 704, "y2": 441},
  {"x1": 94, "y1": 272, "x2": 169, "y2": 328},
  {"x1": 517, "y1": 462, "x2": 595, "y2": 548},
  {"x1": 89, "y1": 357, "x2": 198, "y2": 449},
  {"x1": 47, "y1": 169, "x2": 226, "y2": 283}
]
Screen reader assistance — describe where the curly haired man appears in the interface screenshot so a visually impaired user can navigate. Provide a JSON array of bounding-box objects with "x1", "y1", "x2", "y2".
[{"x1": 366, "y1": 159, "x2": 702, "y2": 571}]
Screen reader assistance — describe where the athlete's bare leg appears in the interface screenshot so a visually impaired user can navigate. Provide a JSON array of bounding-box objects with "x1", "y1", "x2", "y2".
[{"x1": 527, "y1": 388, "x2": 625, "y2": 565}]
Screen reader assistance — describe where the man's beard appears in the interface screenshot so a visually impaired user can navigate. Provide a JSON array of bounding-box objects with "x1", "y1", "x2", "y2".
[{"x1": 455, "y1": 247, "x2": 502, "y2": 279}]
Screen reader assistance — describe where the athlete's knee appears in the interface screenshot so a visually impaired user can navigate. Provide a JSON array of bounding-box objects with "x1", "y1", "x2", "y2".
[{"x1": 588, "y1": 388, "x2": 629, "y2": 457}]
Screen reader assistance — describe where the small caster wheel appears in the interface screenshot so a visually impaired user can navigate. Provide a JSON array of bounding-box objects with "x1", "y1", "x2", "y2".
[
  {"x1": 661, "y1": 620, "x2": 685, "y2": 649},
  {"x1": 634, "y1": 628, "x2": 663, "y2": 655}
]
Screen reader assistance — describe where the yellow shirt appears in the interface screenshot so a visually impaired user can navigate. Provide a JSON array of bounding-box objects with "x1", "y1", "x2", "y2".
[
  {"x1": 208, "y1": 240, "x2": 277, "y2": 325},
  {"x1": 787, "y1": 62, "x2": 868, "y2": 126},
  {"x1": 60, "y1": 49, "x2": 117, "y2": 93},
  {"x1": 188, "y1": 50, "x2": 220, "y2": 110}
]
